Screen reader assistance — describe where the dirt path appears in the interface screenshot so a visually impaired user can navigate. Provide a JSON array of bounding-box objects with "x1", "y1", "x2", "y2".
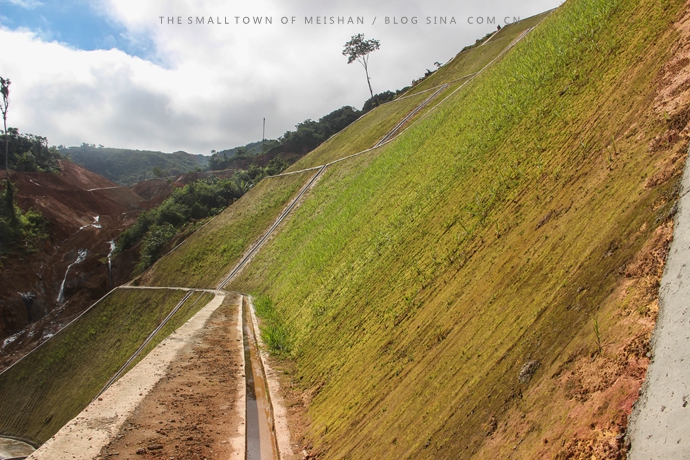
[
  {"x1": 26, "y1": 287, "x2": 300, "y2": 460},
  {"x1": 97, "y1": 294, "x2": 245, "y2": 460},
  {"x1": 28, "y1": 291, "x2": 230, "y2": 460}
]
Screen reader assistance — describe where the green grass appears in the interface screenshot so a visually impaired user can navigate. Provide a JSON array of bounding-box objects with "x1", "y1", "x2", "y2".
[
  {"x1": 253, "y1": 295, "x2": 292, "y2": 355},
  {"x1": 14, "y1": 0, "x2": 679, "y2": 455},
  {"x1": 139, "y1": 171, "x2": 312, "y2": 288},
  {"x1": 227, "y1": 0, "x2": 686, "y2": 457},
  {"x1": 284, "y1": 90, "x2": 432, "y2": 170},
  {"x1": 408, "y1": 11, "x2": 551, "y2": 94},
  {"x1": 0, "y1": 288, "x2": 194, "y2": 444},
  {"x1": 120, "y1": 290, "x2": 215, "y2": 375},
  {"x1": 284, "y1": 11, "x2": 549, "y2": 173}
]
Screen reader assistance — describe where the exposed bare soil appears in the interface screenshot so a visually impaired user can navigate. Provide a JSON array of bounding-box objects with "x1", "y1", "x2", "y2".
[
  {"x1": 130, "y1": 178, "x2": 175, "y2": 210},
  {"x1": 478, "y1": 222, "x2": 674, "y2": 460},
  {"x1": 0, "y1": 161, "x2": 145, "y2": 371},
  {"x1": 98, "y1": 296, "x2": 243, "y2": 460},
  {"x1": 267, "y1": 358, "x2": 314, "y2": 459}
]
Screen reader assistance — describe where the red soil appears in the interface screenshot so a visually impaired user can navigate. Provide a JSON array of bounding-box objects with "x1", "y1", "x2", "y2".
[{"x1": 0, "y1": 161, "x2": 145, "y2": 370}]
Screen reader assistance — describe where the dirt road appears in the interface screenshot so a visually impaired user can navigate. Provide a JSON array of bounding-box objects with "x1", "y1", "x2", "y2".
[
  {"x1": 28, "y1": 291, "x2": 235, "y2": 460},
  {"x1": 97, "y1": 294, "x2": 245, "y2": 459}
]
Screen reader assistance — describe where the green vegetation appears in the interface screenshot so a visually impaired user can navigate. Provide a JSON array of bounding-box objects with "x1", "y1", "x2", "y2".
[
  {"x1": 593, "y1": 318, "x2": 603, "y2": 355},
  {"x1": 138, "y1": 171, "x2": 312, "y2": 288},
  {"x1": 0, "y1": 288, "x2": 201, "y2": 443},
  {"x1": 460, "y1": 30, "x2": 498, "y2": 52},
  {"x1": 120, "y1": 290, "x2": 214, "y2": 375},
  {"x1": 214, "y1": 0, "x2": 684, "y2": 457},
  {"x1": 63, "y1": 144, "x2": 207, "y2": 185},
  {"x1": 119, "y1": 159, "x2": 292, "y2": 273},
  {"x1": 342, "y1": 34, "x2": 381, "y2": 99},
  {"x1": 6, "y1": 0, "x2": 685, "y2": 456},
  {"x1": 285, "y1": 90, "x2": 432, "y2": 170},
  {"x1": 209, "y1": 106, "x2": 363, "y2": 172},
  {"x1": 253, "y1": 295, "x2": 292, "y2": 355},
  {"x1": 118, "y1": 177, "x2": 251, "y2": 271},
  {"x1": 211, "y1": 140, "x2": 267, "y2": 164},
  {"x1": 0, "y1": 182, "x2": 48, "y2": 254},
  {"x1": 0, "y1": 82, "x2": 59, "y2": 254},
  {"x1": 280, "y1": 17, "x2": 547, "y2": 174},
  {"x1": 208, "y1": 140, "x2": 274, "y2": 170},
  {"x1": 1, "y1": 76, "x2": 9, "y2": 175},
  {"x1": 280, "y1": 106, "x2": 362, "y2": 154},
  {"x1": 408, "y1": 11, "x2": 550, "y2": 94},
  {"x1": 362, "y1": 90, "x2": 396, "y2": 112},
  {"x1": 0, "y1": 130, "x2": 62, "y2": 173}
]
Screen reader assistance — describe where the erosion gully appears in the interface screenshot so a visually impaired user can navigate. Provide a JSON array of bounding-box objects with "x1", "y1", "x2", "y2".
[{"x1": 242, "y1": 295, "x2": 279, "y2": 460}]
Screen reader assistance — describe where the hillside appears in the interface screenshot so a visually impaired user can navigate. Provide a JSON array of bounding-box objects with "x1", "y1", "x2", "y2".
[
  {"x1": 140, "y1": 0, "x2": 689, "y2": 457},
  {"x1": 0, "y1": 288, "x2": 212, "y2": 444},
  {"x1": 3, "y1": 0, "x2": 690, "y2": 458},
  {"x1": 63, "y1": 145, "x2": 208, "y2": 185},
  {"x1": 0, "y1": 160, "x2": 145, "y2": 368}
]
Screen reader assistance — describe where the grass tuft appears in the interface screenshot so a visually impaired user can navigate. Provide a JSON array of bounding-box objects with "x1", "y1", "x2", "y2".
[{"x1": 253, "y1": 295, "x2": 292, "y2": 355}]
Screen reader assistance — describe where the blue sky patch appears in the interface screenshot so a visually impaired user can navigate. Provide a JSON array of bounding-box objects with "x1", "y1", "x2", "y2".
[{"x1": 0, "y1": 0, "x2": 153, "y2": 58}]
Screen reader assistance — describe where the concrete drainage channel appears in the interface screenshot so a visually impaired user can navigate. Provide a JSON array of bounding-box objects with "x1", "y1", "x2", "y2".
[
  {"x1": 0, "y1": 436, "x2": 36, "y2": 460},
  {"x1": 242, "y1": 295, "x2": 279, "y2": 459}
]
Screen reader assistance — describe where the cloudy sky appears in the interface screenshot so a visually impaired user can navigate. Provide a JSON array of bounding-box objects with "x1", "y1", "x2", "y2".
[{"x1": 0, "y1": 0, "x2": 563, "y2": 154}]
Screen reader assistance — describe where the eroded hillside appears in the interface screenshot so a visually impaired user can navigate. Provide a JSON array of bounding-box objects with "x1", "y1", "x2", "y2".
[{"x1": 0, "y1": 160, "x2": 144, "y2": 368}]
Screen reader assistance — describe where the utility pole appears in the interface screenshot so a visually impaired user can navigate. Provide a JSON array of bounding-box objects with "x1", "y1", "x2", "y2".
[{"x1": 262, "y1": 117, "x2": 266, "y2": 153}]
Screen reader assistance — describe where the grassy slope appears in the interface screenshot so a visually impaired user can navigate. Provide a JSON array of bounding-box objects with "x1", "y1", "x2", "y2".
[
  {"x1": 226, "y1": 0, "x2": 686, "y2": 458},
  {"x1": 409, "y1": 11, "x2": 550, "y2": 94},
  {"x1": 0, "y1": 11, "x2": 556, "y2": 448},
  {"x1": 138, "y1": 172, "x2": 312, "y2": 288},
  {"x1": 284, "y1": 17, "x2": 544, "y2": 172},
  {"x1": 284, "y1": 90, "x2": 432, "y2": 170},
  {"x1": 121, "y1": 290, "x2": 214, "y2": 375},
  {"x1": 137, "y1": 13, "x2": 548, "y2": 291},
  {"x1": 0, "y1": 288, "x2": 196, "y2": 443}
]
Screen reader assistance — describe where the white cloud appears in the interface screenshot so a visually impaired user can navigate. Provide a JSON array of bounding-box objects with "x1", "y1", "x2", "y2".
[
  {"x1": 1, "y1": 0, "x2": 42, "y2": 10},
  {"x1": 0, "y1": 0, "x2": 563, "y2": 153}
]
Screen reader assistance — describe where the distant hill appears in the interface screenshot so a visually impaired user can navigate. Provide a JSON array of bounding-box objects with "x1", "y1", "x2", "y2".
[
  {"x1": 214, "y1": 140, "x2": 265, "y2": 158},
  {"x1": 61, "y1": 145, "x2": 208, "y2": 186}
]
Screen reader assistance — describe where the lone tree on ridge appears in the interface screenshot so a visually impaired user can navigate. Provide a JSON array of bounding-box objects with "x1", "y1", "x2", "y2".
[
  {"x1": 1, "y1": 77, "x2": 9, "y2": 180},
  {"x1": 342, "y1": 34, "x2": 380, "y2": 99},
  {"x1": 0, "y1": 76, "x2": 14, "y2": 220}
]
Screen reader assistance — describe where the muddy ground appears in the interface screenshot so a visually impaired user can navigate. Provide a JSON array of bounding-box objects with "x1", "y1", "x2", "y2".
[{"x1": 98, "y1": 296, "x2": 244, "y2": 460}]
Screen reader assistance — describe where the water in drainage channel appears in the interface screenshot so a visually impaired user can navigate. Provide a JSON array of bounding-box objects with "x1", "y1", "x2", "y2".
[
  {"x1": 0, "y1": 436, "x2": 35, "y2": 460},
  {"x1": 242, "y1": 297, "x2": 279, "y2": 460}
]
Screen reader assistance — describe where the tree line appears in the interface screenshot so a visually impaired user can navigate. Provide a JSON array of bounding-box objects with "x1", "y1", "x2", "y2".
[
  {"x1": 117, "y1": 156, "x2": 290, "y2": 273},
  {"x1": 0, "y1": 130, "x2": 62, "y2": 173},
  {"x1": 207, "y1": 90, "x2": 409, "y2": 171},
  {"x1": 0, "y1": 78, "x2": 51, "y2": 254}
]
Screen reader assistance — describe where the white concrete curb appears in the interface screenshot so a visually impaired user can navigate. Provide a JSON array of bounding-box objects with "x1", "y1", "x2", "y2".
[{"x1": 628, "y1": 151, "x2": 690, "y2": 459}]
